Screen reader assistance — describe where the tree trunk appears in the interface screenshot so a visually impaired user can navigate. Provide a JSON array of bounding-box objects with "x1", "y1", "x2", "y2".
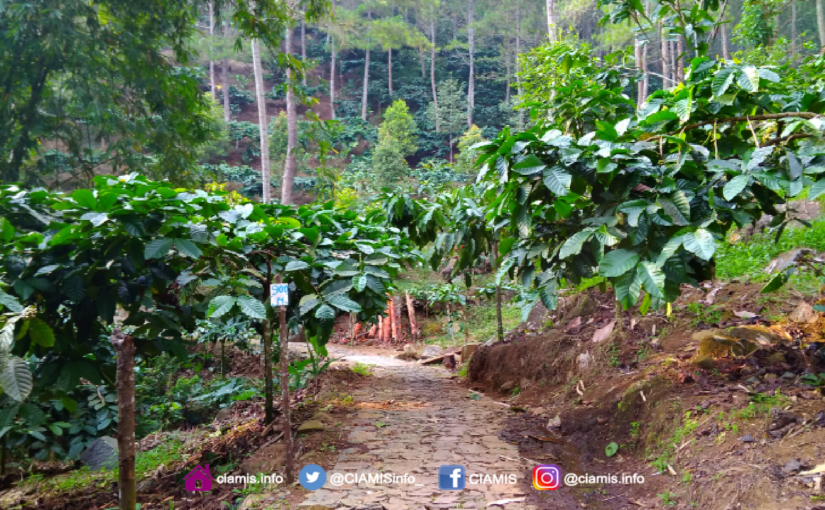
[
  {"x1": 467, "y1": 0, "x2": 475, "y2": 127},
  {"x1": 222, "y1": 22, "x2": 230, "y2": 123},
  {"x1": 330, "y1": 35, "x2": 336, "y2": 119},
  {"x1": 791, "y1": 0, "x2": 797, "y2": 54},
  {"x1": 817, "y1": 0, "x2": 825, "y2": 51},
  {"x1": 642, "y1": 37, "x2": 649, "y2": 99},
  {"x1": 276, "y1": 276, "x2": 294, "y2": 484},
  {"x1": 405, "y1": 291, "x2": 417, "y2": 341},
  {"x1": 720, "y1": 20, "x2": 730, "y2": 60},
  {"x1": 262, "y1": 281, "x2": 275, "y2": 424},
  {"x1": 388, "y1": 49, "x2": 393, "y2": 96},
  {"x1": 209, "y1": 2, "x2": 216, "y2": 99},
  {"x1": 283, "y1": 27, "x2": 297, "y2": 205},
  {"x1": 361, "y1": 48, "x2": 370, "y2": 121},
  {"x1": 430, "y1": 12, "x2": 439, "y2": 131},
  {"x1": 515, "y1": 3, "x2": 523, "y2": 130},
  {"x1": 301, "y1": 20, "x2": 307, "y2": 86},
  {"x1": 635, "y1": 36, "x2": 643, "y2": 105},
  {"x1": 545, "y1": 0, "x2": 557, "y2": 43},
  {"x1": 111, "y1": 331, "x2": 136, "y2": 510},
  {"x1": 676, "y1": 37, "x2": 685, "y2": 81},
  {"x1": 251, "y1": 39, "x2": 271, "y2": 204},
  {"x1": 492, "y1": 243, "x2": 503, "y2": 342},
  {"x1": 504, "y1": 52, "x2": 511, "y2": 105},
  {"x1": 418, "y1": 48, "x2": 426, "y2": 77},
  {"x1": 661, "y1": 25, "x2": 671, "y2": 87},
  {"x1": 378, "y1": 316, "x2": 383, "y2": 341},
  {"x1": 393, "y1": 295, "x2": 402, "y2": 341}
]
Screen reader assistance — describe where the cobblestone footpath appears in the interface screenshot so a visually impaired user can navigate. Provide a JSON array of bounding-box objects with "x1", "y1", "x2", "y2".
[{"x1": 299, "y1": 349, "x2": 535, "y2": 510}]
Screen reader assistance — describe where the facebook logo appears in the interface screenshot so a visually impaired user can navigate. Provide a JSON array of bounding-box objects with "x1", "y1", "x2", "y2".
[{"x1": 438, "y1": 465, "x2": 466, "y2": 490}]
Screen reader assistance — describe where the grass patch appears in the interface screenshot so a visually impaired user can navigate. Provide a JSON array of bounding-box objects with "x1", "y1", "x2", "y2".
[
  {"x1": 716, "y1": 216, "x2": 825, "y2": 283},
  {"x1": 350, "y1": 362, "x2": 374, "y2": 376},
  {"x1": 423, "y1": 300, "x2": 522, "y2": 347},
  {"x1": 24, "y1": 437, "x2": 185, "y2": 494}
]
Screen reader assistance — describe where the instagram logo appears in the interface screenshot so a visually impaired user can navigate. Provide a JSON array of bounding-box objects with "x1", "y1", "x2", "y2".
[{"x1": 533, "y1": 465, "x2": 561, "y2": 490}]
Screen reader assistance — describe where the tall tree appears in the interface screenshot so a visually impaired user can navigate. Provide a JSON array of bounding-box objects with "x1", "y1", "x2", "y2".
[
  {"x1": 362, "y1": 10, "x2": 373, "y2": 121},
  {"x1": 251, "y1": 38, "x2": 271, "y2": 204},
  {"x1": 429, "y1": 1, "x2": 440, "y2": 130},
  {"x1": 818, "y1": 0, "x2": 825, "y2": 50},
  {"x1": 546, "y1": 0, "x2": 557, "y2": 42},
  {"x1": 301, "y1": 19, "x2": 308, "y2": 86},
  {"x1": 223, "y1": 19, "x2": 231, "y2": 123},
  {"x1": 428, "y1": 78, "x2": 468, "y2": 161},
  {"x1": 467, "y1": 0, "x2": 475, "y2": 126},
  {"x1": 283, "y1": 25, "x2": 298, "y2": 204},
  {"x1": 209, "y1": 2, "x2": 216, "y2": 98}
]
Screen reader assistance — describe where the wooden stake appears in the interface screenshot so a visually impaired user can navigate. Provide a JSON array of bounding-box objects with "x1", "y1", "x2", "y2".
[
  {"x1": 393, "y1": 295, "x2": 402, "y2": 342},
  {"x1": 405, "y1": 291, "x2": 417, "y2": 341},
  {"x1": 111, "y1": 331, "x2": 136, "y2": 510},
  {"x1": 276, "y1": 275, "x2": 294, "y2": 484}
]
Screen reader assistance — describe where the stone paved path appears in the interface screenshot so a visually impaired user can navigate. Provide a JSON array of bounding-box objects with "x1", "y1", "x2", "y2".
[{"x1": 299, "y1": 347, "x2": 535, "y2": 510}]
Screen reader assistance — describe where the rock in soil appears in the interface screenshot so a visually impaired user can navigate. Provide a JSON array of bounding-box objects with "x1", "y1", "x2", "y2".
[
  {"x1": 297, "y1": 420, "x2": 326, "y2": 433},
  {"x1": 740, "y1": 434, "x2": 755, "y2": 443},
  {"x1": 80, "y1": 436, "x2": 118, "y2": 471},
  {"x1": 789, "y1": 301, "x2": 819, "y2": 324},
  {"x1": 783, "y1": 459, "x2": 802, "y2": 475}
]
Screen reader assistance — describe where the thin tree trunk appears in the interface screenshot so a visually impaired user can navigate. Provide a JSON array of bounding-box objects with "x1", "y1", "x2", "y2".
[
  {"x1": 222, "y1": 22, "x2": 230, "y2": 123},
  {"x1": 209, "y1": 2, "x2": 216, "y2": 99},
  {"x1": 330, "y1": 35, "x2": 336, "y2": 119},
  {"x1": 492, "y1": 242, "x2": 503, "y2": 342},
  {"x1": 283, "y1": 27, "x2": 297, "y2": 205},
  {"x1": 467, "y1": 0, "x2": 475, "y2": 127},
  {"x1": 642, "y1": 28, "x2": 649, "y2": 99},
  {"x1": 430, "y1": 12, "x2": 439, "y2": 131},
  {"x1": 515, "y1": 3, "x2": 523, "y2": 130},
  {"x1": 251, "y1": 39, "x2": 271, "y2": 204},
  {"x1": 817, "y1": 0, "x2": 825, "y2": 50},
  {"x1": 406, "y1": 291, "x2": 417, "y2": 341},
  {"x1": 394, "y1": 295, "x2": 402, "y2": 341},
  {"x1": 721, "y1": 20, "x2": 730, "y2": 60},
  {"x1": 505, "y1": 52, "x2": 511, "y2": 104},
  {"x1": 262, "y1": 280, "x2": 275, "y2": 424},
  {"x1": 276, "y1": 275, "x2": 294, "y2": 484},
  {"x1": 110, "y1": 331, "x2": 136, "y2": 510},
  {"x1": 388, "y1": 49, "x2": 393, "y2": 96},
  {"x1": 791, "y1": 0, "x2": 797, "y2": 54},
  {"x1": 676, "y1": 36, "x2": 685, "y2": 81},
  {"x1": 546, "y1": 0, "x2": 557, "y2": 42},
  {"x1": 301, "y1": 20, "x2": 307, "y2": 86},
  {"x1": 635, "y1": 36, "x2": 644, "y2": 105},
  {"x1": 418, "y1": 48, "x2": 426, "y2": 77},
  {"x1": 661, "y1": 25, "x2": 670, "y2": 87},
  {"x1": 378, "y1": 316, "x2": 383, "y2": 341},
  {"x1": 361, "y1": 48, "x2": 370, "y2": 121}
]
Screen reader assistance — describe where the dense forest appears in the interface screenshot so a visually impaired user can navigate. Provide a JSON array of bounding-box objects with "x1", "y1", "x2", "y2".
[{"x1": 8, "y1": 0, "x2": 825, "y2": 203}]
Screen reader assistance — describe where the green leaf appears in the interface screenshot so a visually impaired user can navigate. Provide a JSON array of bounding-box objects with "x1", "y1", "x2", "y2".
[
  {"x1": 559, "y1": 229, "x2": 596, "y2": 259},
  {"x1": 72, "y1": 189, "x2": 96, "y2": 209},
  {"x1": 511, "y1": 154, "x2": 546, "y2": 176},
  {"x1": 809, "y1": 179, "x2": 825, "y2": 200},
  {"x1": 299, "y1": 295, "x2": 320, "y2": 316},
  {"x1": 61, "y1": 396, "x2": 78, "y2": 414},
  {"x1": 19, "y1": 402, "x2": 45, "y2": 427},
  {"x1": 499, "y1": 238, "x2": 516, "y2": 256},
  {"x1": 598, "y1": 249, "x2": 640, "y2": 277},
  {"x1": 539, "y1": 280, "x2": 559, "y2": 311},
  {"x1": 0, "y1": 217, "x2": 14, "y2": 243},
  {"x1": 174, "y1": 239, "x2": 202, "y2": 258},
  {"x1": 674, "y1": 97, "x2": 692, "y2": 122},
  {"x1": 237, "y1": 296, "x2": 266, "y2": 319},
  {"x1": 595, "y1": 120, "x2": 618, "y2": 141},
  {"x1": 354, "y1": 274, "x2": 368, "y2": 292},
  {"x1": 207, "y1": 296, "x2": 236, "y2": 318},
  {"x1": 61, "y1": 275, "x2": 85, "y2": 302},
  {"x1": 723, "y1": 175, "x2": 749, "y2": 201},
  {"x1": 738, "y1": 67, "x2": 759, "y2": 92},
  {"x1": 315, "y1": 305, "x2": 336, "y2": 320},
  {"x1": 285, "y1": 260, "x2": 311, "y2": 271},
  {"x1": 683, "y1": 228, "x2": 716, "y2": 261},
  {"x1": 326, "y1": 295, "x2": 362, "y2": 313},
  {"x1": 144, "y1": 238, "x2": 174, "y2": 259},
  {"x1": 0, "y1": 357, "x2": 33, "y2": 402},
  {"x1": 787, "y1": 150, "x2": 803, "y2": 180},
  {"x1": 0, "y1": 405, "x2": 18, "y2": 429},
  {"x1": 712, "y1": 67, "x2": 736, "y2": 97},
  {"x1": 614, "y1": 270, "x2": 642, "y2": 309},
  {"x1": 761, "y1": 268, "x2": 793, "y2": 293},
  {"x1": 605, "y1": 442, "x2": 619, "y2": 457},
  {"x1": 0, "y1": 289, "x2": 23, "y2": 313},
  {"x1": 554, "y1": 200, "x2": 572, "y2": 218},
  {"x1": 542, "y1": 166, "x2": 572, "y2": 196},
  {"x1": 636, "y1": 261, "x2": 664, "y2": 299},
  {"x1": 28, "y1": 318, "x2": 55, "y2": 347},
  {"x1": 659, "y1": 194, "x2": 689, "y2": 226}
]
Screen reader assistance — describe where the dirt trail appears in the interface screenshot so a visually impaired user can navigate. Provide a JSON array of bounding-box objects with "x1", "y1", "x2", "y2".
[{"x1": 297, "y1": 346, "x2": 542, "y2": 510}]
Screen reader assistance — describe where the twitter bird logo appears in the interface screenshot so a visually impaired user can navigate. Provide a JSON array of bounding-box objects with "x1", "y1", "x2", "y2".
[{"x1": 299, "y1": 464, "x2": 327, "y2": 490}]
